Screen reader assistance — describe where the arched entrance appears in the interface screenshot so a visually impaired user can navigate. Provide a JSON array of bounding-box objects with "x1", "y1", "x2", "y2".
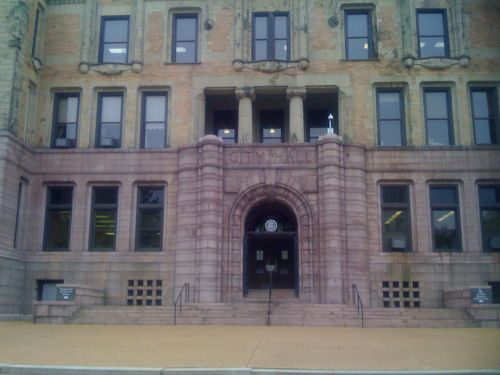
[{"x1": 243, "y1": 202, "x2": 298, "y2": 296}]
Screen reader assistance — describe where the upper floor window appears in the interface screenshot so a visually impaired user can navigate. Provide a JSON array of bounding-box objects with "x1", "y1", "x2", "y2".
[
  {"x1": 99, "y1": 16, "x2": 130, "y2": 64},
  {"x1": 423, "y1": 88, "x2": 454, "y2": 146},
  {"x1": 376, "y1": 90, "x2": 406, "y2": 146},
  {"x1": 96, "y1": 92, "x2": 123, "y2": 148},
  {"x1": 344, "y1": 9, "x2": 374, "y2": 60},
  {"x1": 90, "y1": 187, "x2": 118, "y2": 251},
  {"x1": 260, "y1": 110, "x2": 284, "y2": 144},
  {"x1": 172, "y1": 14, "x2": 198, "y2": 63},
  {"x1": 430, "y1": 185, "x2": 461, "y2": 252},
  {"x1": 253, "y1": 13, "x2": 290, "y2": 61},
  {"x1": 416, "y1": 9, "x2": 449, "y2": 58},
  {"x1": 471, "y1": 88, "x2": 499, "y2": 145},
  {"x1": 141, "y1": 92, "x2": 167, "y2": 148},
  {"x1": 381, "y1": 185, "x2": 412, "y2": 252},
  {"x1": 478, "y1": 185, "x2": 500, "y2": 252},
  {"x1": 44, "y1": 186, "x2": 73, "y2": 251},
  {"x1": 136, "y1": 186, "x2": 165, "y2": 251},
  {"x1": 52, "y1": 93, "x2": 79, "y2": 148}
]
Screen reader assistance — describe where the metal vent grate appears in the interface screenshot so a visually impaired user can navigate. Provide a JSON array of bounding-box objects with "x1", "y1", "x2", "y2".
[
  {"x1": 126, "y1": 279, "x2": 163, "y2": 306},
  {"x1": 381, "y1": 280, "x2": 420, "y2": 308}
]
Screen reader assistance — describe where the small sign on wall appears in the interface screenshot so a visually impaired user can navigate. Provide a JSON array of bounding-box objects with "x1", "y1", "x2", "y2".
[
  {"x1": 56, "y1": 287, "x2": 75, "y2": 301},
  {"x1": 471, "y1": 287, "x2": 492, "y2": 304},
  {"x1": 256, "y1": 250, "x2": 264, "y2": 261}
]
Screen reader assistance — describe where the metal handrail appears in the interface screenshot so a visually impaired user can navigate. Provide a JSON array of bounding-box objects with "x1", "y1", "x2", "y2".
[
  {"x1": 173, "y1": 283, "x2": 190, "y2": 325},
  {"x1": 352, "y1": 284, "x2": 364, "y2": 328}
]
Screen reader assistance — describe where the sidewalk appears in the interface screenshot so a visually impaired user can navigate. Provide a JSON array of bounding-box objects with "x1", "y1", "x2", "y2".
[{"x1": 0, "y1": 322, "x2": 499, "y2": 371}]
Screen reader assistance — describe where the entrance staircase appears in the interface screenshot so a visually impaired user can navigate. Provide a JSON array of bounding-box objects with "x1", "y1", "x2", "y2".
[{"x1": 70, "y1": 302, "x2": 477, "y2": 327}]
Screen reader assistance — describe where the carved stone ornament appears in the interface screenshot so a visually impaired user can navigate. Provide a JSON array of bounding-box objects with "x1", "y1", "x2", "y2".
[
  {"x1": 402, "y1": 56, "x2": 470, "y2": 70},
  {"x1": 79, "y1": 62, "x2": 143, "y2": 75},
  {"x1": 7, "y1": 1, "x2": 30, "y2": 48},
  {"x1": 232, "y1": 59, "x2": 309, "y2": 73}
]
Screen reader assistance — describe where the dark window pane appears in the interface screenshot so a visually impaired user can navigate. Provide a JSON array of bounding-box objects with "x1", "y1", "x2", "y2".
[
  {"x1": 101, "y1": 97, "x2": 122, "y2": 122},
  {"x1": 380, "y1": 120, "x2": 402, "y2": 146},
  {"x1": 347, "y1": 38, "x2": 369, "y2": 59},
  {"x1": 49, "y1": 187, "x2": 73, "y2": 205},
  {"x1": 262, "y1": 128, "x2": 282, "y2": 143},
  {"x1": 378, "y1": 92, "x2": 401, "y2": 119},
  {"x1": 481, "y1": 210, "x2": 500, "y2": 232},
  {"x1": 274, "y1": 16, "x2": 287, "y2": 39},
  {"x1": 255, "y1": 40, "x2": 268, "y2": 60},
  {"x1": 419, "y1": 36, "x2": 446, "y2": 58},
  {"x1": 94, "y1": 188, "x2": 118, "y2": 205},
  {"x1": 418, "y1": 13, "x2": 444, "y2": 36},
  {"x1": 474, "y1": 119, "x2": 492, "y2": 144},
  {"x1": 479, "y1": 187, "x2": 500, "y2": 205},
  {"x1": 347, "y1": 14, "x2": 368, "y2": 37},
  {"x1": 425, "y1": 92, "x2": 448, "y2": 119},
  {"x1": 102, "y1": 43, "x2": 128, "y2": 63},
  {"x1": 427, "y1": 119, "x2": 450, "y2": 145},
  {"x1": 139, "y1": 188, "x2": 163, "y2": 205},
  {"x1": 432, "y1": 210, "x2": 457, "y2": 230},
  {"x1": 46, "y1": 210, "x2": 71, "y2": 249},
  {"x1": 175, "y1": 41, "x2": 196, "y2": 63},
  {"x1": 472, "y1": 91, "x2": 489, "y2": 118},
  {"x1": 139, "y1": 230, "x2": 161, "y2": 249},
  {"x1": 176, "y1": 18, "x2": 196, "y2": 40},
  {"x1": 430, "y1": 187, "x2": 456, "y2": 205},
  {"x1": 254, "y1": 16, "x2": 268, "y2": 39},
  {"x1": 382, "y1": 187, "x2": 407, "y2": 204},
  {"x1": 309, "y1": 127, "x2": 329, "y2": 141},
  {"x1": 104, "y1": 20, "x2": 129, "y2": 43},
  {"x1": 433, "y1": 209, "x2": 459, "y2": 249},
  {"x1": 92, "y1": 210, "x2": 116, "y2": 249}
]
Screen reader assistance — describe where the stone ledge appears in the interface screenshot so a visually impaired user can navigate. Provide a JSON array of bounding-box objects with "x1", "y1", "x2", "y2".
[
  {"x1": 79, "y1": 62, "x2": 143, "y2": 75},
  {"x1": 232, "y1": 59, "x2": 309, "y2": 73},
  {"x1": 402, "y1": 56, "x2": 470, "y2": 70}
]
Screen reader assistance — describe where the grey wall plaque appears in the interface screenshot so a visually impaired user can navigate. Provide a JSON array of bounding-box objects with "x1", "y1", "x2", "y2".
[
  {"x1": 471, "y1": 288, "x2": 492, "y2": 304},
  {"x1": 56, "y1": 287, "x2": 75, "y2": 301}
]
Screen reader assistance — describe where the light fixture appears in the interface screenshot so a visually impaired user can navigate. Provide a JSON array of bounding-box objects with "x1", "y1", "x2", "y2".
[
  {"x1": 437, "y1": 210, "x2": 455, "y2": 223},
  {"x1": 269, "y1": 128, "x2": 276, "y2": 134},
  {"x1": 223, "y1": 129, "x2": 231, "y2": 134},
  {"x1": 385, "y1": 211, "x2": 402, "y2": 225},
  {"x1": 327, "y1": 113, "x2": 335, "y2": 135},
  {"x1": 108, "y1": 48, "x2": 126, "y2": 54},
  {"x1": 435, "y1": 42, "x2": 445, "y2": 48},
  {"x1": 363, "y1": 43, "x2": 368, "y2": 49}
]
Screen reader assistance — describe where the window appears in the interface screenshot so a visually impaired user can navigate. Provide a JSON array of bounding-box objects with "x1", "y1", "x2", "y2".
[
  {"x1": 213, "y1": 111, "x2": 238, "y2": 143},
  {"x1": 172, "y1": 14, "x2": 198, "y2": 63},
  {"x1": 381, "y1": 186, "x2": 411, "y2": 252},
  {"x1": 377, "y1": 90, "x2": 406, "y2": 146},
  {"x1": 253, "y1": 13, "x2": 290, "y2": 61},
  {"x1": 424, "y1": 89, "x2": 454, "y2": 146},
  {"x1": 99, "y1": 16, "x2": 130, "y2": 64},
  {"x1": 479, "y1": 185, "x2": 500, "y2": 252},
  {"x1": 90, "y1": 187, "x2": 118, "y2": 251},
  {"x1": 471, "y1": 88, "x2": 499, "y2": 145},
  {"x1": 96, "y1": 93, "x2": 123, "y2": 148},
  {"x1": 44, "y1": 186, "x2": 73, "y2": 251},
  {"x1": 141, "y1": 92, "x2": 167, "y2": 148},
  {"x1": 36, "y1": 280, "x2": 64, "y2": 301},
  {"x1": 417, "y1": 10, "x2": 449, "y2": 58},
  {"x1": 52, "y1": 94, "x2": 79, "y2": 148},
  {"x1": 14, "y1": 179, "x2": 27, "y2": 249},
  {"x1": 344, "y1": 9, "x2": 374, "y2": 60},
  {"x1": 136, "y1": 187, "x2": 164, "y2": 251},
  {"x1": 430, "y1": 185, "x2": 461, "y2": 251},
  {"x1": 260, "y1": 110, "x2": 284, "y2": 144}
]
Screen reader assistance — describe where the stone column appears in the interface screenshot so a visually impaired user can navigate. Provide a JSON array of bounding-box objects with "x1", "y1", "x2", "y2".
[
  {"x1": 79, "y1": 0, "x2": 96, "y2": 73},
  {"x1": 196, "y1": 135, "x2": 224, "y2": 303},
  {"x1": 131, "y1": 0, "x2": 144, "y2": 73},
  {"x1": 287, "y1": 87, "x2": 306, "y2": 143},
  {"x1": 235, "y1": 87, "x2": 255, "y2": 144}
]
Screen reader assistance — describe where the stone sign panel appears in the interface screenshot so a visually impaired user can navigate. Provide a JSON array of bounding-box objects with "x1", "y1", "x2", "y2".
[
  {"x1": 56, "y1": 287, "x2": 75, "y2": 301},
  {"x1": 470, "y1": 288, "x2": 492, "y2": 304},
  {"x1": 225, "y1": 147, "x2": 316, "y2": 166}
]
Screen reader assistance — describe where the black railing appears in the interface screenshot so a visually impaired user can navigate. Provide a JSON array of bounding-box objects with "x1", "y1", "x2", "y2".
[
  {"x1": 173, "y1": 283, "x2": 190, "y2": 325},
  {"x1": 352, "y1": 284, "x2": 364, "y2": 328}
]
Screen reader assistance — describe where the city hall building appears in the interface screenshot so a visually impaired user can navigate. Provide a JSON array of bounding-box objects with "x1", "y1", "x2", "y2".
[{"x1": 0, "y1": 0, "x2": 499, "y2": 325}]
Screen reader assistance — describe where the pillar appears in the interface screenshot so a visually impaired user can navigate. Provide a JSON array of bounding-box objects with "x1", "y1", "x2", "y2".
[
  {"x1": 287, "y1": 87, "x2": 306, "y2": 142},
  {"x1": 79, "y1": 0, "x2": 96, "y2": 73},
  {"x1": 131, "y1": 0, "x2": 144, "y2": 72},
  {"x1": 235, "y1": 87, "x2": 255, "y2": 143}
]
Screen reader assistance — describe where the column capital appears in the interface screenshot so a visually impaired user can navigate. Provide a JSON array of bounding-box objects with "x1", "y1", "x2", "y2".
[
  {"x1": 235, "y1": 87, "x2": 256, "y2": 101},
  {"x1": 286, "y1": 87, "x2": 307, "y2": 100}
]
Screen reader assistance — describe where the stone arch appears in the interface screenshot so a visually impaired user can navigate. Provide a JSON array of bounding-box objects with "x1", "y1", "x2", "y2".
[{"x1": 223, "y1": 183, "x2": 316, "y2": 302}]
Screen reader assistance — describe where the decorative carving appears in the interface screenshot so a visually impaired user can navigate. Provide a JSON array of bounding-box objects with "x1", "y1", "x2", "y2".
[
  {"x1": 7, "y1": 1, "x2": 30, "y2": 49},
  {"x1": 232, "y1": 59, "x2": 309, "y2": 73},
  {"x1": 286, "y1": 87, "x2": 307, "y2": 100},
  {"x1": 402, "y1": 56, "x2": 470, "y2": 70},
  {"x1": 235, "y1": 87, "x2": 255, "y2": 101},
  {"x1": 83, "y1": 63, "x2": 142, "y2": 76},
  {"x1": 203, "y1": 18, "x2": 214, "y2": 30}
]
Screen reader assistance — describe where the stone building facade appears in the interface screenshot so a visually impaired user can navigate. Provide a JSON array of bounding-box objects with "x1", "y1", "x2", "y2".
[{"x1": 0, "y1": 0, "x2": 499, "y2": 318}]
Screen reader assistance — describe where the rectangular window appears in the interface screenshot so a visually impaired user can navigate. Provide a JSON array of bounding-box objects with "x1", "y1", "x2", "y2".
[
  {"x1": 417, "y1": 9, "x2": 449, "y2": 58},
  {"x1": 253, "y1": 13, "x2": 290, "y2": 61},
  {"x1": 471, "y1": 88, "x2": 499, "y2": 145},
  {"x1": 377, "y1": 90, "x2": 406, "y2": 146},
  {"x1": 141, "y1": 92, "x2": 167, "y2": 148},
  {"x1": 479, "y1": 185, "x2": 500, "y2": 252},
  {"x1": 136, "y1": 187, "x2": 164, "y2": 251},
  {"x1": 99, "y1": 16, "x2": 130, "y2": 64},
  {"x1": 52, "y1": 93, "x2": 79, "y2": 148},
  {"x1": 90, "y1": 187, "x2": 118, "y2": 251},
  {"x1": 172, "y1": 14, "x2": 198, "y2": 63},
  {"x1": 344, "y1": 9, "x2": 374, "y2": 60},
  {"x1": 213, "y1": 110, "x2": 238, "y2": 143},
  {"x1": 424, "y1": 89, "x2": 454, "y2": 146},
  {"x1": 96, "y1": 93, "x2": 123, "y2": 148},
  {"x1": 260, "y1": 110, "x2": 284, "y2": 144},
  {"x1": 430, "y1": 185, "x2": 461, "y2": 251},
  {"x1": 36, "y1": 280, "x2": 64, "y2": 301},
  {"x1": 13, "y1": 180, "x2": 26, "y2": 249},
  {"x1": 381, "y1": 186, "x2": 411, "y2": 252},
  {"x1": 44, "y1": 186, "x2": 73, "y2": 251}
]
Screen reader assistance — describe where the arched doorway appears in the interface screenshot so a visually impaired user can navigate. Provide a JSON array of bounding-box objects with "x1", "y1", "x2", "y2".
[{"x1": 243, "y1": 202, "x2": 298, "y2": 296}]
